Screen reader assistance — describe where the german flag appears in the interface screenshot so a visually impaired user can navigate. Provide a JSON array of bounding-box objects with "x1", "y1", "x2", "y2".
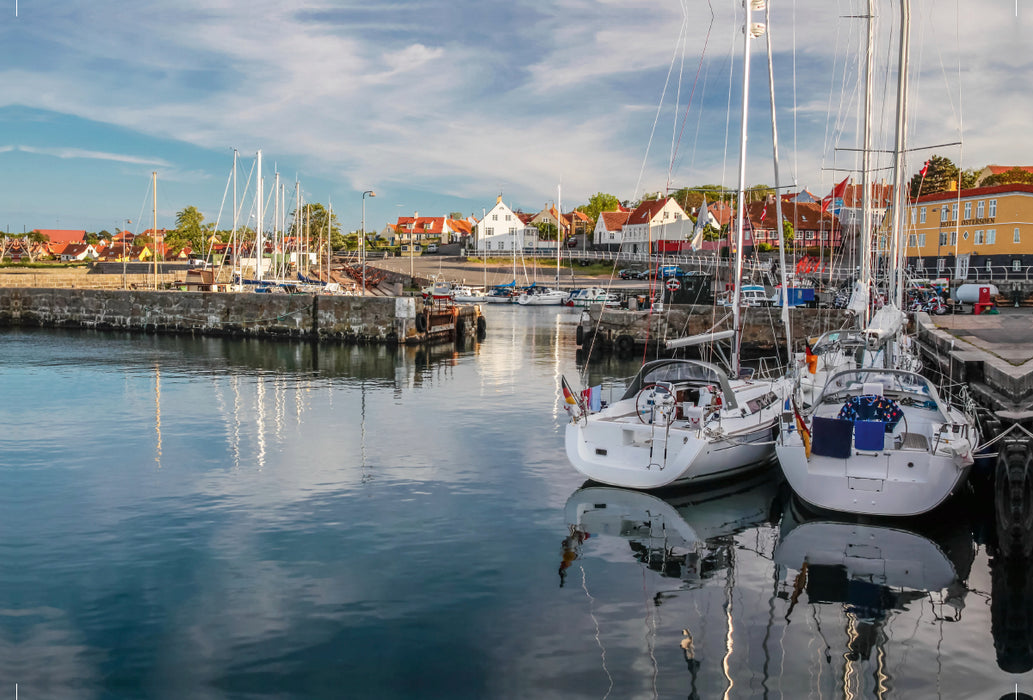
[
  {"x1": 561, "y1": 375, "x2": 581, "y2": 414},
  {"x1": 792, "y1": 397, "x2": 811, "y2": 459}
]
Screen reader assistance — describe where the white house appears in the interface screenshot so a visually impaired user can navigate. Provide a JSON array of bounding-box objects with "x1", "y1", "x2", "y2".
[
  {"x1": 475, "y1": 197, "x2": 535, "y2": 252},
  {"x1": 593, "y1": 210, "x2": 631, "y2": 250},
  {"x1": 620, "y1": 198, "x2": 691, "y2": 254}
]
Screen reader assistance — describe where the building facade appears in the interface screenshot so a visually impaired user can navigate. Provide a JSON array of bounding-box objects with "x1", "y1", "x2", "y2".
[{"x1": 902, "y1": 184, "x2": 1033, "y2": 281}]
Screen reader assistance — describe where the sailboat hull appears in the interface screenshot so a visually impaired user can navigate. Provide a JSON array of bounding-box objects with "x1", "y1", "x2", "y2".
[{"x1": 565, "y1": 418, "x2": 776, "y2": 490}]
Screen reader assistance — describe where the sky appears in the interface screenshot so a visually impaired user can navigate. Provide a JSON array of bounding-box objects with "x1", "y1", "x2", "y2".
[{"x1": 1, "y1": 0, "x2": 1031, "y2": 235}]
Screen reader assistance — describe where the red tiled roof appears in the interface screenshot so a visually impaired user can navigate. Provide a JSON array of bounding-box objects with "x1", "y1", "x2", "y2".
[
  {"x1": 746, "y1": 201, "x2": 839, "y2": 230},
  {"x1": 448, "y1": 219, "x2": 472, "y2": 235},
  {"x1": 599, "y1": 211, "x2": 630, "y2": 230},
  {"x1": 34, "y1": 229, "x2": 86, "y2": 244},
  {"x1": 985, "y1": 165, "x2": 1033, "y2": 176},
  {"x1": 841, "y1": 183, "x2": 894, "y2": 208},
  {"x1": 626, "y1": 199, "x2": 670, "y2": 226},
  {"x1": 707, "y1": 201, "x2": 734, "y2": 226},
  {"x1": 915, "y1": 183, "x2": 1033, "y2": 204}
]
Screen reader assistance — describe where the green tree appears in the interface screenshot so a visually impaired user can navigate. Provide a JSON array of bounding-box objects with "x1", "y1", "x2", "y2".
[
  {"x1": 576, "y1": 192, "x2": 621, "y2": 227},
  {"x1": 982, "y1": 167, "x2": 1033, "y2": 187},
  {"x1": 292, "y1": 203, "x2": 342, "y2": 250},
  {"x1": 908, "y1": 155, "x2": 977, "y2": 198},
  {"x1": 782, "y1": 218, "x2": 795, "y2": 244},
  {"x1": 448, "y1": 211, "x2": 465, "y2": 220},
  {"x1": 534, "y1": 221, "x2": 558, "y2": 241},
  {"x1": 85, "y1": 232, "x2": 101, "y2": 245}
]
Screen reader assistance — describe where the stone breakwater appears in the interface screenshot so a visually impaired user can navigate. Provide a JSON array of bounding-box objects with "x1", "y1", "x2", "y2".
[{"x1": 0, "y1": 288, "x2": 478, "y2": 344}]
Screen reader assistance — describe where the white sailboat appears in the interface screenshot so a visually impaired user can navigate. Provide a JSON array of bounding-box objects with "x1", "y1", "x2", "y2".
[
  {"x1": 562, "y1": 1, "x2": 786, "y2": 490},
  {"x1": 775, "y1": 0, "x2": 979, "y2": 517}
]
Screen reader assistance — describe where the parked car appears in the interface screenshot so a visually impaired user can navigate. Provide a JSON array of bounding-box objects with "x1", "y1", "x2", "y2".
[
  {"x1": 618, "y1": 269, "x2": 640, "y2": 280},
  {"x1": 656, "y1": 265, "x2": 685, "y2": 278},
  {"x1": 424, "y1": 243, "x2": 438, "y2": 253}
]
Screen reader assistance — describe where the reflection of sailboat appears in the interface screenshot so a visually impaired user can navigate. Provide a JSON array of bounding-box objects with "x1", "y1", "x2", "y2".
[
  {"x1": 774, "y1": 496, "x2": 973, "y2": 692},
  {"x1": 563, "y1": 471, "x2": 782, "y2": 584}
]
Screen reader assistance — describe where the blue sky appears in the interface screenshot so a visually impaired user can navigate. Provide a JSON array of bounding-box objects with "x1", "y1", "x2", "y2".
[{"x1": 1, "y1": 0, "x2": 1030, "y2": 234}]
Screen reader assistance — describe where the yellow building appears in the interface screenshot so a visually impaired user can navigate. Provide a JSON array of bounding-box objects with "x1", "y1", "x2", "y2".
[{"x1": 903, "y1": 183, "x2": 1033, "y2": 280}]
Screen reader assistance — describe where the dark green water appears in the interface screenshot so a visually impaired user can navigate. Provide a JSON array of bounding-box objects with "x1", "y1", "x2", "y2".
[{"x1": 0, "y1": 305, "x2": 1028, "y2": 699}]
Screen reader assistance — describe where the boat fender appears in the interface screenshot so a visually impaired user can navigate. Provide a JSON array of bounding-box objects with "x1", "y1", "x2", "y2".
[
  {"x1": 476, "y1": 315, "x2": 487, "y2": 338},
  {"x1": 455, "y1": 317, "x2": 467, "y2": 338},
  {"x1": 415, "y1": 312, "x2": 427, "y2": 333},
  {"x1": 576, "y1": 324, "x2": 585, "y2": 345},
  {"x1": 616, "y1": 335, "x2": 635, "y2": 354}
]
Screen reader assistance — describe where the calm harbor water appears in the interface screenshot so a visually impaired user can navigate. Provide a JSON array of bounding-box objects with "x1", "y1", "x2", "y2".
[{"x1": 0, "y1": 305, "x2": 1029, "y2": 699}]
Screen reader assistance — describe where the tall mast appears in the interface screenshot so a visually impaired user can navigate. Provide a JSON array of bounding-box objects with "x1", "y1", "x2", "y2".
[
  {"x1": 889, "y1": 0, "x2": 911, "y2": 311},
  {"x1": 764, "y1": 0, "x2": 791, "y2": 365},
  {"x1": 232, "y1": 150, "x2": 238, "y2": 271},
  {"x1": 152, "y1": 171, "x2": 158, "y2": 290},
  {"x1": 274, "y1": 171, "x2": 280, "y2": 279},
  {"x1": 556, "y1": 185, "x2": 562, "y2": 286},
  {"x1": 256, "y1": 150, "x2": 263, "y2": 282},
  {"x1": 859, "y1": 0, "x2": 875, "y2": 326},
  {"x1": 732, "y1": 0, "x2": 763, "y2": 377}
]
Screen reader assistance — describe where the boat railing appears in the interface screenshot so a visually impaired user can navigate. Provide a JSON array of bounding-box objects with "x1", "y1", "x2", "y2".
[{"x1": 752, "y1": 355, "x2": 784, "y2": 380}]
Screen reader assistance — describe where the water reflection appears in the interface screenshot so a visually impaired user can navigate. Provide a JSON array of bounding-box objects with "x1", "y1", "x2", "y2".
[{"x1": 774, "y1": 497, "x2": 975, "y2": 697}]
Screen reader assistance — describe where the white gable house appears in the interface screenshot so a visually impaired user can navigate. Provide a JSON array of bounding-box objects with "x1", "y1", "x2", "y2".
[
  {"x1": 476, "y1": 197, "x2": 534, "y2": 252},
  {"x1": 621, "y1": 198, "x2": 692, "y2": 254}
]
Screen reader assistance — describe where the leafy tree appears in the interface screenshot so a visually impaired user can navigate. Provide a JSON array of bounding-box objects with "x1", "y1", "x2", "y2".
[
  {"x1": 576, "y1": 192, "x2": 621, "y2": 227},
  {"x1": 85, "y1": 232, "x2": 100, "y2": 245},
  {"x1": 169, "y1": 205, "x2": 211, "y2": 255},
  {"x1": 534, "y1": 221, "x2": 558, "y2": 241},
  {"x1": 448, "y1": 211, "x2": 465, "y2": 220},
  {"x1": 982, "y1": 167, "x2": 1033, "y2": 187},
  {"x1": 291, "y1": 203, "x2": 342, "y2": 250},
  {"x1": 746, "y1": 185, "x2": 774, "y2": 203},
  {"x1": 908, "y1": 155, "x2": 977, "y2": 198},
  {"x1": 782, "y1": 218, "x2": 795, "y2": 244}
]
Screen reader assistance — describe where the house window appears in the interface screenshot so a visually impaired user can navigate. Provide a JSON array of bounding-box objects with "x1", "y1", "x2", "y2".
[
  {"x1": 920, "y1": 207, "x2": 927, "y2": 223},
  {"x1": 938, "y1": 258, "x2": 945, "y2": 271},
  {"x1": 950, "y1": 232, "x2": 958, "y2": 246},
  {"x1": 987, "y1": 229, "x2": 996, "y2": 244},
  {"x1": 977, "y1": 201, "x2": 985, "y2": 218},
  {"x1": 917, "y1": 257, "x2": 924, "y2": 270},
  {"x1": 910, "y1": 209, "x2": 917, "y2": 225},
  {"x1": 487, "y1": 227, "x2": 494, "y2": 235},
  {"x1": 1014, "y1": 259, "x2": 1022, "y2": 271},
  {"x1": 974, "y1": 230, "x2": 984, "y2": 245},
  {"x1": 939, "y1": 232, "x2": 948, "y2": 246},
  {"x1": 918, "y1": 234, "x2": 926, "y2": 247},
  {"x1": 951, "y1": 202, "x2": 958, "y2": 220},
  {"x1": 1015, "y1": 227, "x2": 1022, "y2": 243},
  {"x1": 505, "y1": 214, "x2": 511, "y2": 221},
  {"x1": 989, "y1": 199, "x2": 998, "y2": 217},
  {"x1": 492, "y1": 214, "x2": 498, "y2": 221},
  {"x1": 986, "y1": 258, "x2": 993, "y2": 271},
  {"x1": 941, "y1": 205, "x2": 948, "y2": 220},
  {"x1": 908, "y1": 234, "x2": 917, "y2": 247},
  {"x1": 964, "y1": 202, "x2": 972, "y2": 220}
]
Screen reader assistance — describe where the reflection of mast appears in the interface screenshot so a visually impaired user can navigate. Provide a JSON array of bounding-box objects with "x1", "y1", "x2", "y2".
[
  {"x1": 153, "y1": 364, "x2": 162, "y2": 469},
  {"x1": 360, "y1": 380, "x2": 372, "y2": 483},
  {"x1": 256, "y1": 375, "x2": 267, "y2": 470},
  {"x1": 721, "y1": 549, "x2": 735, "y2": 700}
]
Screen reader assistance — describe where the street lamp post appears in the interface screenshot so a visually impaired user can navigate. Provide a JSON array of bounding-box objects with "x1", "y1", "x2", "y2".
[
  {"x1": 121, "y1": 219, "x2": 131, "y2": 289},
  {"x1": 361, "y1": 190, "x2": 376, "y2": 295}
]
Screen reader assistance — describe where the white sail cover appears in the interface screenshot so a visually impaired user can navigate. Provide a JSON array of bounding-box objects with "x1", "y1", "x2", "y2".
[{"x1": 862, "y1": 303, "x2": 907, "y2": 348}]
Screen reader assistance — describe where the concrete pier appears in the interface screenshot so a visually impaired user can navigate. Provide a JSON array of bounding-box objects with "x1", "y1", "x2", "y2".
[{"x1": 0, "y1": 287, "x2": 482, "y2": 345}]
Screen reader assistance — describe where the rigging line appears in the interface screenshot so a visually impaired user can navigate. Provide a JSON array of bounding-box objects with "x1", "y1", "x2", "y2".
[
  {"x1": 634, "y1": 15, "x2": 689, "y2": 201},
  {"x1": 791, "y1": 0, "x2": 799, "y2": 184},
  {"x1": 670, "y1": 0, "x2": 715, "y2": 186},
  {"x1": 667, "y1": 0, "x2": 690, "y2": 193}
]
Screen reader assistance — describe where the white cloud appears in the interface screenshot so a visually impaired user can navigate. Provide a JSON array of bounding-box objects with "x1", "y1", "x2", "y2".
[{"x1": 5, "y1": 145, "x2": 170, "y2": 166}]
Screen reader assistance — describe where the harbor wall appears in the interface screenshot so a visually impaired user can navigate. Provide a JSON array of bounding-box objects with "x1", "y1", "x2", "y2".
[{"x1": 0, "y1": 287, "x2": 478, "y2": 345}]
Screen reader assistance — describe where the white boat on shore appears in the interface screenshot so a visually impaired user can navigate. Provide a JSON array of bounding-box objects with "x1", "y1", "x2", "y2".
[
  {"x1": 564, "y1": 286, "x2": 620, "y2": 308},
  {"x1": 516, "y1": 286, "x2": 566, "y2": 306}
]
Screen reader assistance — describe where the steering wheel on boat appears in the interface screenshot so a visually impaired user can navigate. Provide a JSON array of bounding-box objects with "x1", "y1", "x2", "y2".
[{"x1": 636, "y1": 383, "x2": 676, "y2": 425}]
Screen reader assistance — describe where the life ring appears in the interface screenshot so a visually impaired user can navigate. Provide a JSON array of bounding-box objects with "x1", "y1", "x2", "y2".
[
  {"x1": 476, "y1": 315, "x2": 487, "y2": 338},
  {"x1": 615, "y1": 335, "x2": 635, "y2": 354},
  {"x1": 576, "y1": 324, "x2": 585, "y2": 345},
  {"x1": 415, "y1": 312, "x2": 427, "y2": 333}
]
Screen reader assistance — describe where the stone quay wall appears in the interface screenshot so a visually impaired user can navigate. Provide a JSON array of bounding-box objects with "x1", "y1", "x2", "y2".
[{"x1": 0, "y1": 287, "x2": 445, "y2": 344}]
